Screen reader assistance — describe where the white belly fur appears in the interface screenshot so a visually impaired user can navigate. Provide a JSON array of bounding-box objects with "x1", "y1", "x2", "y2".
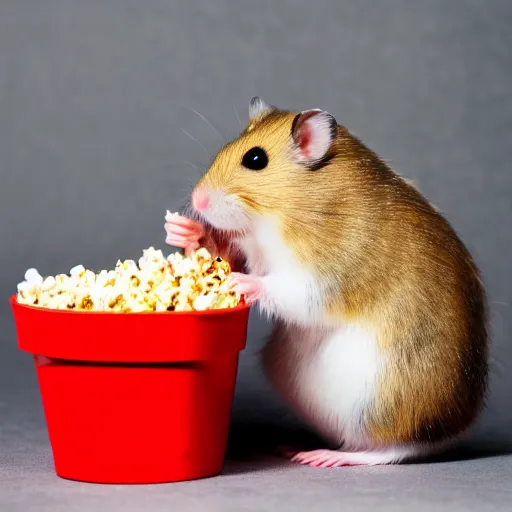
[{"x1": 263, "y1": 322, "x2": 381, "y2": 449}]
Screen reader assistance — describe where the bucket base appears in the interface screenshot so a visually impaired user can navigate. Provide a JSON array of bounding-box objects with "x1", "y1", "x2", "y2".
[
  {"x1": 36, "y1": 356, "x2": 239, "y2": 484},
  {"x1": 55, "y1": 469, "x2": 222, "y2": 485}
]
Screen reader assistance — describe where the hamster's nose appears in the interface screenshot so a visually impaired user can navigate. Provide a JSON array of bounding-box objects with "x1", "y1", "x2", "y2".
[{"x1": 192, "y1": 187, "x2": 210, "y2": 212}]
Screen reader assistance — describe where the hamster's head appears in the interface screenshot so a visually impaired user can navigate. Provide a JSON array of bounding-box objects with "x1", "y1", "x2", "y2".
[{"x1": 191, "y1": 97, "x2": 338, "y2": 232}]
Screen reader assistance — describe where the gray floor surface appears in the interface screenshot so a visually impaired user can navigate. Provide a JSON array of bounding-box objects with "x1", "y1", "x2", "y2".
[
  {"x1": 2, "y1": 344, "x2": 511, "y2": 512},
  {"x1": 2, "y1": 428, "x2": 512, "y2": 512}
]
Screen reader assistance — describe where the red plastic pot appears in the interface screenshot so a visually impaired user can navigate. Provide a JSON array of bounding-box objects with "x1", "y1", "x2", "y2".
[{"x1": 10, "y1": 296, "x2": 250, "y2": 484}]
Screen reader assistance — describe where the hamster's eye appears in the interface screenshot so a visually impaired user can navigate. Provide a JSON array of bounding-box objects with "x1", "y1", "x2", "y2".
[{"x1": 242, "y1": 147, "x2": 268, "y2": 171}]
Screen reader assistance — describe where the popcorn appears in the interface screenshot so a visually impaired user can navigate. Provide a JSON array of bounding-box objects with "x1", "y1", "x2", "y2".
[
  {"x1": 165, "y1": 210, "x2": 178, "y2": 222},
  {"x1": 193, "y1": 293, "x2": 217, "y2": 311},
  {"x1": 16, "y1": 268, "x2": 44, "y2": 305},
  {"x1": 25, "y1": 268, "x2": 44, "y2": 285},
  {"x1": 70, "y1": 265, "x2": 86, "y2": 278},
  {"x1": 41, "y1": 276, "x2": 57, "y2": 293},
  {"x1": 16, "y1": 247, "x2": 240, "y2": 313}
]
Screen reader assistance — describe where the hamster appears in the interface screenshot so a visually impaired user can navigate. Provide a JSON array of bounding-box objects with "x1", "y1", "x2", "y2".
[{"x1": 165, "y1": 97, "x2": 488, "y2": 467}]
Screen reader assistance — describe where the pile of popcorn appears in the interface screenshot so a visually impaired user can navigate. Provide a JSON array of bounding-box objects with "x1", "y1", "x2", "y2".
[{"x1": 16, "y1": 247, "x2": 240, "y2": 312}]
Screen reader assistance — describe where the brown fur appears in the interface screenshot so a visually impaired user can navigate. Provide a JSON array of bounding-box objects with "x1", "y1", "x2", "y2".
[{"x1": 199, "y1": 108, "x2": 488, "y2": 446}]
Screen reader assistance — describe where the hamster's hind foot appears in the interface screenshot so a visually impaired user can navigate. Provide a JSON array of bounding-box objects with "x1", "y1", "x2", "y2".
[{"x1": 287, "y1": 447, "x2": 417, "y2": 467}]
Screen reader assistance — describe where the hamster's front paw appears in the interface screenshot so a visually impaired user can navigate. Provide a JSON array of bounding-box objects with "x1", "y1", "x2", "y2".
[
  {"x1": 228, "y1": 273, "x2": 265, "y2": 304},
  {"x1": 164, "y1": 211, "x2": 205, "y2": 254}
]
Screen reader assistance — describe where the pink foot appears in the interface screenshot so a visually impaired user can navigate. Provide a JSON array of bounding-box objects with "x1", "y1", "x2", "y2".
[
  {"x1": 288, "y1": 449, "x2": 401, "y2": 467},
  {"x1": 289, "y1": 449, "x2": 362, "y2": 468},
  {"x1": 228, "y1": 273, "x2": 265, "y2": 304}
]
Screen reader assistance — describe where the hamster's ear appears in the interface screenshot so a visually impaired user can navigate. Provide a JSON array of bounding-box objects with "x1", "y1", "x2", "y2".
[
  {"x1": 248, "y1": 97, "x2": 275, "y2": 121},
  {"x1": 291, "y1": 109, "x2": 338, "y2": 164}
]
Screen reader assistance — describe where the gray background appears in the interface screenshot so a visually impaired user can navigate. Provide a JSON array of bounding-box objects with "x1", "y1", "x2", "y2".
[{"x1": 1, "y1": 1, "x2": 511, "y2": 510}]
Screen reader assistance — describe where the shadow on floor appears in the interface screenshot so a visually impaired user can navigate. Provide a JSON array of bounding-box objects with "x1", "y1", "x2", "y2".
[
  {"x1": 430, "y1": 439, "x2": 512, "y2": 463},
  {"x1": 225, "y1": 420, "x2": 512, "y2": 467},
  {"x1": 225, "y1": 421, "x2": 328, "y2": 462}
]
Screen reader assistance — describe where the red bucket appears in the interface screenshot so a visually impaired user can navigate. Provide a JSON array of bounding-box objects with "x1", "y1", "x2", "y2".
[{"x1": 10, "y1": 295, "x2": 250, "y2": 484}]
